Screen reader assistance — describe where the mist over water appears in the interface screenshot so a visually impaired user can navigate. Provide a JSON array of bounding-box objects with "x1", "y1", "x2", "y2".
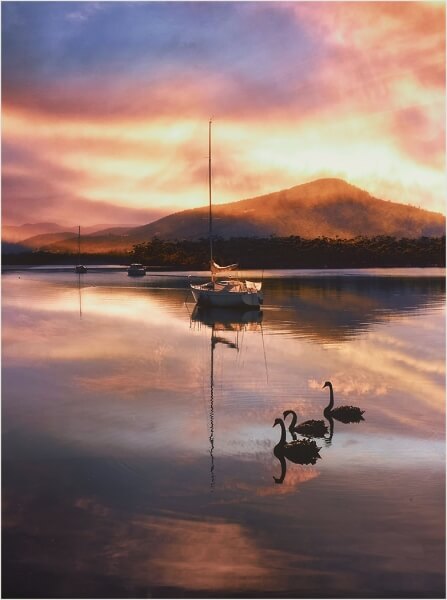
[{"x1": 2, "y1": 269, "x2": 445, "y2": 598}]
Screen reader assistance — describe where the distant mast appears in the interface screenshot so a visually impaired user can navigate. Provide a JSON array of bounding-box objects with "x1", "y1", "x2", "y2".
[
  {"x1": 208, "y1": 119, "x2": 213, "y2": 280},
  {"x1": 75, "y1": 227, "x2": 87, "y2": 273}
]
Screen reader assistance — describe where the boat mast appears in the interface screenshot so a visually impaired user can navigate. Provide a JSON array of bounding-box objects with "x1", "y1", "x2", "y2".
[
  {"x1": 208, "y1": 119, "x2": 213, "y2": 280},
  {"x1": 78, "y1": 226, "x2": 81, "y2": 263}
]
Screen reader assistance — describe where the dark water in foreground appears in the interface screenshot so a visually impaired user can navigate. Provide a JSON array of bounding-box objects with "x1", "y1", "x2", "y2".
[{"x1": 2, "y1": 269, "x2": 445, "y2": 598}]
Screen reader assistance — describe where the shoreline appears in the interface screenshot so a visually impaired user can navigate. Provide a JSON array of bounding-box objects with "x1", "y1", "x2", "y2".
[
  {"x1": 4, "y1": 235, "x2": 444, "y2": 270},
  {"x1": 2, "y1": 265, "x2": 445, "y2": 278}
]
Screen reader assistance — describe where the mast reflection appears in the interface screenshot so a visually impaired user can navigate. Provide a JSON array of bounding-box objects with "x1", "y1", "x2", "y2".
[
  {"x1": 77, "y1": 273, "x2": 83, "y2": 319},
  {"x1": 191, "y1": 306, "x2": 263, "y2": 490}
]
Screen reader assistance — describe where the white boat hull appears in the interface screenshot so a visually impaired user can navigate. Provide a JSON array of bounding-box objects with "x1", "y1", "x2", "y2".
[{"x1": 190, "y1": 281, "x2": 263, "y2": 308}]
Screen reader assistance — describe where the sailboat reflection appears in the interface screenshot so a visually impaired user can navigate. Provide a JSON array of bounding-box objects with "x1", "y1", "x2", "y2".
[
  {"x1": 273, "y1": 418, "x2": 321, "y2": 484},
  {"x1": 77, "y1": 273, "x2": 83, "y2": 319},
  {"x1": 191, "y1": 306, "x2": 263, "y2": 331},
  {"x1": 191, "y1": 306, "x2": 263, "y2": 490}
]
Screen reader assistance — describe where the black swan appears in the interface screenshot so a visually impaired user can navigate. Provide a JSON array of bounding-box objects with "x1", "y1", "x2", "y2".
[
  {"x1": 283, "y1": 409, "x2": 328, "y2": 439},
  {"x1": 273, "y1": 418, "x2": 321, "y2": 482},
  {"x1": 322, "y1": 381, "x2": 364, "y2": 423}
]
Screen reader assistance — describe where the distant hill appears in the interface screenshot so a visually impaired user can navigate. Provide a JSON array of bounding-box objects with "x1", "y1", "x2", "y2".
[
  {"x1": 132, "y1": 178, "x2": 445, "y2": 241},
  {"x1": 39, "y1": 233, "x2": 134, "y2": 254},
  {"x1": 2, "y1": 222, "x2": 73, "y2": 243},
  {"x1": 17, "y1": 231, "x2": 77, "y2": 250},
  {"x1": 88, "y1": 225, "x2": 137, "y2": 236},
  {"x1": 81, "y1": 224, "x2": 139, "y2": 235},
  {"x1": 5, "y1": 179, "x2": 445, "y2": 255},
  {"x1": 2, "y1": 222, "x2": 139, "y2": 245}
]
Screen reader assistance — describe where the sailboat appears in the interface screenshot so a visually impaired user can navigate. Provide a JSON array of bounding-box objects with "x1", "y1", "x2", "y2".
[
  {"x1": 75, "y1": 226, "x2": 87, "y2": 274},
  {"x1": 190, "y1": 120, "x2": 263, "y2": 308}
]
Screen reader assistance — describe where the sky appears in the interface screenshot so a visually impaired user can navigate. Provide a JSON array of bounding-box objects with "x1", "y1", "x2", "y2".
[{"x1": 2, "y1": 1, "x2": 446, "y2": 227}]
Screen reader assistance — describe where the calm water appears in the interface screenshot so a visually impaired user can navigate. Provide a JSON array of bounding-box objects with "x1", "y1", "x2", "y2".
[{"x1": 2, "y1": 269, "x2": 445, "y2": 598}]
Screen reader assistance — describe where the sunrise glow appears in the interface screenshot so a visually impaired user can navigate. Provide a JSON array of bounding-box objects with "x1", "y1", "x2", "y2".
[{"x1": 2, "y1": 1, "x2": 445, "y2": 226}]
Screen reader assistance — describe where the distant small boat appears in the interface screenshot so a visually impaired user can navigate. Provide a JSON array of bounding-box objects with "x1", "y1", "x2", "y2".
[
  {"x1": 127, "y1": 263, "x2": 146, "y2": 277},
  {"x1": 75, "y1": 226, "x2": 87, "y2": 274}
]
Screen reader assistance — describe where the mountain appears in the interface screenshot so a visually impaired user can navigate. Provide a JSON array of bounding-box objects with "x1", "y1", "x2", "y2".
[
  {"x1": 81, "y1": 224, "x2": 139, "y2": 235},
  {"x1": 5, "y1": 179, "x2": 445, "y2": 255},
  {"x1": 131, "y1": 178, "x2": 445, "y2": 241},
  {"x1": 38, "y1": 233, "x2": 134, "y2": 254},
  {"x1": 2, "y1": 222, "x2": 139, "y2": 245},
  {"x1": 17, "y1": 232, "x2": 78, "y2": 250},
  {"x1": 2, "y1": 222, "x2": 74, "y2": 243}
]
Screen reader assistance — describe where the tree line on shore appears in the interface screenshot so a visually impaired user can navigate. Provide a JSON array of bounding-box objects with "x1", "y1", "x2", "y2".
[
  {"x1": 133, "y1": 235, "x2": 445, "y2": 268},
  {"x1": 3, "y1": 235, "x2": 445, "y2": 268}
]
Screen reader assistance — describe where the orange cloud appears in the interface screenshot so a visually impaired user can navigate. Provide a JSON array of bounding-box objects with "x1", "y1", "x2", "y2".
[
  {"x1": 132, "y1": 516, "x2": 278, "y2": 591},
  {"x1": 3, "y1": 2, "x2": 446, "y2": 226}
]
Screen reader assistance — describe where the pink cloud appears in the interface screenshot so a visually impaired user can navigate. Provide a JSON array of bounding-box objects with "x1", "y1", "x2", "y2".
[
  {"x1": 2, "y1": 169, "x2": 167, "y2": 227},
  {"x1": 390, "y1": 105, "x2": 445, "y2": 169},
  {"x1": 2, "y1": 2, "x2": 445, "y2": 224}
]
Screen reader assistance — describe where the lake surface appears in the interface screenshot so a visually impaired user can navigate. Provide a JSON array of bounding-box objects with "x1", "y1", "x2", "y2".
[{"x1": 2, "y1": 269, "x2": 445, "y2": 598}]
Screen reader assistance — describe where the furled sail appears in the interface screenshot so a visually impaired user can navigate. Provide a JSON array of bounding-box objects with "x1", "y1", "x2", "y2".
[
  {"x1": 245, "y1": 280, "x2": 262, "y2": 292},
  {"x1": 211, "y1": 260, "x2": 239, "y2": 274}
]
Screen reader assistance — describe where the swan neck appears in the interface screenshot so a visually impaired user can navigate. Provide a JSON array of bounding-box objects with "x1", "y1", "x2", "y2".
[
  {"x1": 277, "y1": 419, "x2": 287, "y2": 445},
  {"x1": 289, "y1": 411, "x2": 297, "y2": 429},
  {"x1": 325, "y1": 384, "x2": 334, "y2": 411}
]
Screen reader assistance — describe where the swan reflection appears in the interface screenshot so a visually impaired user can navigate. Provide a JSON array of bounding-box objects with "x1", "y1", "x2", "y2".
[
  {"x1": 322, "y1": 381, "x2": 365, "y2": 446},
  {"x1": 273, "y1": 418, "x2": 321, "y2": 484},
  {"x1": 323, "y1": 381, "x2": 365, "y2": 423},
  {"x1": 275, "y1": 380, "x2": 367, "y2": 480}
]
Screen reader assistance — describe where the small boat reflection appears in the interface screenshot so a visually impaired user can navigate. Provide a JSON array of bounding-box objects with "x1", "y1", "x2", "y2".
[
  {"x1": 192, "y1": 306, "x2": 263, "y2": 490},
  {"x1": 273, "y1": 417, "x2": 321, "y2": 484}
]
